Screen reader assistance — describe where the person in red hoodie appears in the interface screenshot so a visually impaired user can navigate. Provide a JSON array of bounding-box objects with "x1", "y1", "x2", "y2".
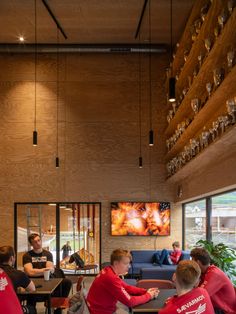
[
  {"x1": 153, "y1": 241, "x2": 182, "y2": 266},
  {"x1": 0, "y1": 268, "x2": 23, "y2": 314},
  {"x1": 190, "y1": 247, "x2": 236, "y2": 314},
  {"x1": 86, "y1": 249, "x2": 159, "y2": 314},
  {"x1": 159, "y1": 260, "x2": 214, "y2": 314}
]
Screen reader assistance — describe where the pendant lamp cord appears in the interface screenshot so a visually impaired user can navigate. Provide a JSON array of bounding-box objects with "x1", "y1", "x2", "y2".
[
  {"x1": 149, "y1": 0, "x2": 152, "y2": 130},
  {"x1": 34, "y1": 0, "x2": 37, "y2": 131},
  {"x1": 56, "y1": 27, "x2": 59, "y2": 157},
  {"x1": 139, "y1": 33, "x2": 142, "y2": 157},
  {"x1": 170, "y1": 0, "x2": 173, "y2": 73}
]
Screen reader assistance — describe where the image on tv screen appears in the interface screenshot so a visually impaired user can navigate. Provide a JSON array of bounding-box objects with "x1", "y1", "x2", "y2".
[{"x1": 111, "y1": 202, "x2": 170, "y2": 236}]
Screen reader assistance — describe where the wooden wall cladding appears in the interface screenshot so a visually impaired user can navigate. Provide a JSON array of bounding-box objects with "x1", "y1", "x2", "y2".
[{"x1": 0, "y1": 52, "x2": 180, "y2": 261}]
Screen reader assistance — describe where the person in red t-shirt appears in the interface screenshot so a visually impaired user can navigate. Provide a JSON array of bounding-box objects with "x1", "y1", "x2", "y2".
[
  {"x1": 0, "y1": 268, "x2": 23, "y2": 314},
  {"x1": 159, "y1": 260, "x2": 214, "y2": 314},
  {"x1": 190, "y1": 247, "x2": 236, "y2": 314},
  {"x1": 87, "y1": 249, "x2": 159, "y2": 314},
  {"x1": 153, "y1": 241, "x2": 182, "y2": 266}
]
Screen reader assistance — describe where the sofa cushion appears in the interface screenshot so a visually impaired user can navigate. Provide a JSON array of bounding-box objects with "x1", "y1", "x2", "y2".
[
  {"x1": 130, "y1": 262, "x2": 155, "y2": 274},
  {"x1": 179, "y1": 251, "x2": 190, "y2": 261},
  {"x1": 131, "y1": 250, "x2": 172, "y2": 263},
  {"x1": 141, "y1": 266, "x2": 177, "y2": 280},
  {"x1": 131, "y1": 250, "x2": 157, "y2": 263}
]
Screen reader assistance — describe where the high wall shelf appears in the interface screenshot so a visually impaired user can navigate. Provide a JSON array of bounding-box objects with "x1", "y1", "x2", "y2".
[
  {"x1": 166, "y1": 63, "x2": 236, "y2": 160},
  {"x1": 172, "y1": 0, "x2": 208, "y2": 77},
  {"x1": 165, "y1": 0, "x2": 236, "y2": 179},
  {"x1": 166, "y1": 124, "x2": 236, "y2": 183}
]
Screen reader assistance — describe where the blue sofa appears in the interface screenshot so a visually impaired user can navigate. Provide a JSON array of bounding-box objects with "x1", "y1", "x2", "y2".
[{"x1": 130, "y1": 250, "x2": 190, "y2": 280}]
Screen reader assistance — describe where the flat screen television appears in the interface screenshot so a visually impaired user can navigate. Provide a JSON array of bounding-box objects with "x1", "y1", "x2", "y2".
[{"x1": 111, "y1": 202, "x2": 170, "y2": 236}]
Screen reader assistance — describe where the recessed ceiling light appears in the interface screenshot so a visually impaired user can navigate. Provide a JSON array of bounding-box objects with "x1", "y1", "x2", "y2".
[{"x1": 18, "y1": 36, "x2": 25, "y2": 42}]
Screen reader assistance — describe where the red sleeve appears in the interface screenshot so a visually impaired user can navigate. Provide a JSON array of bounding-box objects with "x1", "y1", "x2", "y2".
[
  {"x1": 199, "y1": 268, "x2": 224, "y2": 296},
  {"x1": 170, "y1": 250, "x2": 182, "y2": 264},
  {"x1": 107, "y1": 276, "x2": 151, "y2": 307},
  {"x1": 121, "y1": 281, "x2": 147, "y2": 296},
  {"x1": 158, "y1": 297, "x2": 175, "y2": 314}
]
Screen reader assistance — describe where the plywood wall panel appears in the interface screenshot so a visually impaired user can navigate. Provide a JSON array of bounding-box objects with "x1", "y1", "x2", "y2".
[{"x1": 0, "y1": 52, "x2": 181, "y2": 261}]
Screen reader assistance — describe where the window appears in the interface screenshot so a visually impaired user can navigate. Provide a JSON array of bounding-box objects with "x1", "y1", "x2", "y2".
[
  {"x1": 184, "y1": 199, "x2": 206, "y2": 249},
  {"x1": 211, "y1": 191, "x2": 236, "y2": 249},
  {"x1": 183, "y1": 190, "x2": 236, "y2": 250}
]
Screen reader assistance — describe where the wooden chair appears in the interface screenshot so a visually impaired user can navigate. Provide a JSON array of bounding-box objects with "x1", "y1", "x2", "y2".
[
  {"x1": 45, "y1": 276, "x2": 84, "y2": 313},
  {"x1": 136, "y1": 279, "x2": 175, "y2": 289}
]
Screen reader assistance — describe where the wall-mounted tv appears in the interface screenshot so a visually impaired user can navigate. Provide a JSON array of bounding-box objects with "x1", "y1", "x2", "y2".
[{"x1": 111, "y1": 202, "x2": 170, "y2": 236}]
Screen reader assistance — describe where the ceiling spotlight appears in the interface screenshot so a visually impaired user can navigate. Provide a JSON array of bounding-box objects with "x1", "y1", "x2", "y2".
[{"x1": 19, "y1": 36, "x2": 25, "y2": 42}]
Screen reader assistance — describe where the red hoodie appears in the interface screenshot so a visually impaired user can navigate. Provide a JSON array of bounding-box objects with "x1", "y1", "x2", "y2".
[
  {"x1": 159, "y1": 287, "x2": 214, "y2": 314},
  {"x1": 170, "y1": 249, "x2": 182, "y2": 264},
  {"x1": 0, "y1": 268, "x2": 23, "y2": 314},
  {"x1": 87, "y1": 266, "x2": 151, "y2": 314},
  {"x1": 200, "y1": 265, "x2": 236, "y2": 314}
]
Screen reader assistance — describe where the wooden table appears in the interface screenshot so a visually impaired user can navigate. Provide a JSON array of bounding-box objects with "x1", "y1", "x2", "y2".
[
  {"x1": 132, "y1": 289, "x2": 176, "y2": 313},
  {"x1": 17, "y1": 278, "x2": 62, "y2": 314}
]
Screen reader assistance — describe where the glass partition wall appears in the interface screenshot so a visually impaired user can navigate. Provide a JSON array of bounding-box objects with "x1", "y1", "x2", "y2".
[{"x1": 14, "y1": 202, "x2": 101, "y2": 274}]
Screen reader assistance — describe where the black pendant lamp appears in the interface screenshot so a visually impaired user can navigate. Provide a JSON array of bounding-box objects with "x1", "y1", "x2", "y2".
[
  {"x1": 149, "y1": 129, "x2": 154, "y2": 146},
  {"x1": 168, "y1": 0, "x2": 176, "y2": 103},
  {"x1": 139, "y1": 156, "x2": 143, "y2": 168}
]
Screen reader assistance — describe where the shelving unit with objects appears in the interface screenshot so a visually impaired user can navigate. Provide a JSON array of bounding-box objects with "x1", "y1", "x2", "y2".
[{"x1": 165, "y1": 0, "x2": 236, "y2": 181}]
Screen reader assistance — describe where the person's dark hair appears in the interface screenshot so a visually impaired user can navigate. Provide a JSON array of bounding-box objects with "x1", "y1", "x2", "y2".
[
  {"x1": 0, "y1": 246, "x2": 15, "y2": 264},
  {"x1": 176, "y1": 260, "x2": 201, "y2": 289},
  {"x1": 110, "y1": 249, "x2": 131, "y2": 265},
  {"x1": 28, "y1": 233, "x2": 40, "y2": 244},
  {"x1": 190, "y1": 248, "x2": 211, "y2": 265}
]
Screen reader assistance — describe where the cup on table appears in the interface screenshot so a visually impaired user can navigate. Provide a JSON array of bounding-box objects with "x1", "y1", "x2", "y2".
[{"x1": 43, "y1": 269, "x2": 50, "y2": 281}]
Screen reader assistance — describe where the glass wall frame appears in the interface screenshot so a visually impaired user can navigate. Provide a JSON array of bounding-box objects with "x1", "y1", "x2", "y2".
[
  {"x1": 14, "y1": 202, "x2": 101, "y2": 274},
  {"x1": 183, "y1": 189, "x2": 236, "y2": 250}
]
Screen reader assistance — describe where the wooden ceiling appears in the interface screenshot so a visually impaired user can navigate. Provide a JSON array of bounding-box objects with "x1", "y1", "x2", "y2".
[{"x1": 0, "y1": 0, "x2": 194, "y2": 45}]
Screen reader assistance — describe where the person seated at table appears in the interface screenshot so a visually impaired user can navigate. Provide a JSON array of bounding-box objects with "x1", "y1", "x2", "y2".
[
  {"x1": 0, "y1": 267, "x2": 23, "y2": 314},
  {"x1": 153, "y1": 241, "x2": 182, "y2": 266},
  {"x1": 23, "y1": 233, "x2": 72, "y2": 314},
  {"x1": 0, "y1": 246, "x2": 37, "y2": 314},
  {"x1": 87, "y1": 248, "x2": 159, "y2": 314},
  {"x1": 190, "y1": 247, "x2": 236, "y2": 314},
  {"x1": 159, "y1": 260, "x2": 214, "y2": 314}
]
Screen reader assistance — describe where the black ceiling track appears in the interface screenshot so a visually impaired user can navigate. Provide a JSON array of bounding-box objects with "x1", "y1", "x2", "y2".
[
  {"x1": 135, "y1": 0, "x2": 149, "y2": 39},
  {"x1": 41, "y1": 0, "x2": 68, "y2": 40}
]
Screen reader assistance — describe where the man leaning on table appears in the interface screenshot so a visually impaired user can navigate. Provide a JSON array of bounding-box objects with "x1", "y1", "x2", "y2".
[
  {"x1": 159, "y1": 260, "x2": 214, "y2": 314},
  {"x1": 190, "y1": 247, "x2": 236, "y2": 314},
  {"x1": 23, "y1": 233, "x2": 72, "y2": 314},
  {"x1": 87, "y1": 248, "x2": 159, "y2": 314}
]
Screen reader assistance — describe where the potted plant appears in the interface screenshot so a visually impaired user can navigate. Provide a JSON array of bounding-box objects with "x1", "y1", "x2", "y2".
[{"x1": 195, "y1": 239, "x2": 236, "y2": 285}]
